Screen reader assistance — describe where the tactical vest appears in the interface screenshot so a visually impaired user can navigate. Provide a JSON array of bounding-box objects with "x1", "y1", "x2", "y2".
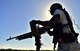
[{"x1": 53, "y1": 9, "x2": 78, "y2": 43}]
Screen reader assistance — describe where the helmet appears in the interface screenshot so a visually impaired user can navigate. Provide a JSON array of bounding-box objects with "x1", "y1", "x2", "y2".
[
  {"x1": 50, "y1": 3, "x2": 62, "y2": 15},
  {"x1": 50, "y1": 3, "x2": 62, "y2": 11}
]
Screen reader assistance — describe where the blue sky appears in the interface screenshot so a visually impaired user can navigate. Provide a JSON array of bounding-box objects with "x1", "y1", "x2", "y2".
[{"x1": 0, "y1": 0, "x2": 80, "y2": 50}]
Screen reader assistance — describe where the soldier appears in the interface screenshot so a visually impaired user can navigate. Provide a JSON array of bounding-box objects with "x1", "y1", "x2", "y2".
[{"x1": 7, "y1": 3, "x2": 79, "y2": 51}]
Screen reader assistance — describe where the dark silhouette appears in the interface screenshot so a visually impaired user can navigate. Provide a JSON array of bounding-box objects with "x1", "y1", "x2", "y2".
[{"x1": 7, "y1": 3, "x2": 79, "y2": 51}]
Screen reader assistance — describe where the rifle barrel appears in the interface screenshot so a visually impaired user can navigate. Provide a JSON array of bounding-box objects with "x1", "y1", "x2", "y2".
[{"x1": 6, "y1": 37, "x2": 16, "y2": 41}]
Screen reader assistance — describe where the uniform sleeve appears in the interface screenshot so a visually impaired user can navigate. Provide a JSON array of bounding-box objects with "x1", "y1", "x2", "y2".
[{"x1": 50, "y1": 14, "x2": 60, "y2": 27}]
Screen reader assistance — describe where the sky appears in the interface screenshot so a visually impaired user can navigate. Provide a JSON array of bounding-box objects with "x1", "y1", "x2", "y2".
[{"x1": 0, "y1": 0, "x2": 80, "y2": 50}]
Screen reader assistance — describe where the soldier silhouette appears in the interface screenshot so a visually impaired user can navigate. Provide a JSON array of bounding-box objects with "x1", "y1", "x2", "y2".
[{"x1": 7, "y1": 3, "x2": 79, "y2": 51}]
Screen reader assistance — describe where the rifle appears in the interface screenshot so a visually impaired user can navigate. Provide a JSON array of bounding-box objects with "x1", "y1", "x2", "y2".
[
  {"x1": 6, "y1": 32, "x2": 32, "y2": 41},
  {"x1": 6, "y1": 27, "x2": 48, "y2": 41}
]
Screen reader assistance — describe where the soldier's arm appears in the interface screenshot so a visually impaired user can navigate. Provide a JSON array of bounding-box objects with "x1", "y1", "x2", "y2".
[
  {"x1": 47, "y1": 14, "x2": 60, "y2": 35},
  {"x1": 39, "y1": 14, "x2": 60, "y2": 28}
]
